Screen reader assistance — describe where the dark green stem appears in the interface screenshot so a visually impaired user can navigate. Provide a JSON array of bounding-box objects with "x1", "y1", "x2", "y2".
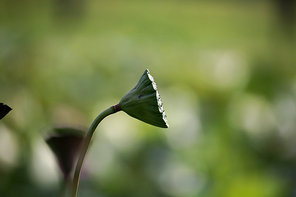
[{"x1": 72, "y1": 105, "x2": 121, "y2": 197}]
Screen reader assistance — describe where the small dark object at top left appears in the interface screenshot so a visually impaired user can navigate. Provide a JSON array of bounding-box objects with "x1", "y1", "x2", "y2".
[{"x1": 0, "y1": 103, "x2": 12, "y2": 120}]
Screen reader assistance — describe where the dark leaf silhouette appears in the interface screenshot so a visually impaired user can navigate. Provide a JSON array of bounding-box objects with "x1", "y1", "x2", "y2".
[
  {"x1": 46, "y1": 127, "x2": 85, "y2": 180},
  {"x1": 0, "y1": 103, "x2": 12, "y2": 120}
]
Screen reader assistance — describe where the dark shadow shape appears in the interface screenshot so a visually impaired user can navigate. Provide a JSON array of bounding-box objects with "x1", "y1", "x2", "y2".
[
  {"x1": 0, "y1": 103, "x2": 12, "y2": 120},
  {"x1": 46, "y1": 127, "x2": 84, "y2": 180}
]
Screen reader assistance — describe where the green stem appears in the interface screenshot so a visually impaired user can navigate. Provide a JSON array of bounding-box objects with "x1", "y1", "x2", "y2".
[
  {"x1": 62, "y1": 176, "x2": 72, "y2": 197},
  {"x1": 72, "y1": 105, "x2": 121, "y2": 197}
]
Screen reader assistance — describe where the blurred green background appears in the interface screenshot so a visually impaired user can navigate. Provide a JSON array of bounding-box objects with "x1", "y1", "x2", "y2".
[{"x1": 0, "y1": 0, "x2": 296, "y2": 196}]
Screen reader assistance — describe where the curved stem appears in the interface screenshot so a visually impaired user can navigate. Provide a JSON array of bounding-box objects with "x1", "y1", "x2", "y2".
[{"x1": 72, "y1": 105, "x2": 121, "y2": 197}]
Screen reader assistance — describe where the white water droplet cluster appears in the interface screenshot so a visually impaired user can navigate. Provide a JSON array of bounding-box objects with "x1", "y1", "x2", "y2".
[{"x1": 147, "y1": 69, "x2": 169, "y2": 127}]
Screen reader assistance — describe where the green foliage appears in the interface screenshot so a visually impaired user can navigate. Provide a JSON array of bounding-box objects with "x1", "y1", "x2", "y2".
[{"x1": 0, "y1": 0, "x2": 295, "y2": 197}]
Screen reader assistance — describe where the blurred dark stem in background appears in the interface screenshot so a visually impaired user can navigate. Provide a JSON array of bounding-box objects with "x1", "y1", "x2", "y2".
[
  {"x1": 274, "y1": 0, "x2": 296, "y2": 35},
  {"x1": 54, "y1": 0, "x2": 86, "y2": 21}
]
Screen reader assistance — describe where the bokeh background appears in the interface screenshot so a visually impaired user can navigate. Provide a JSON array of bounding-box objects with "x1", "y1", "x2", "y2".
[{"x1": 1, "y1": 0, "x2": 296, "y2": 196}]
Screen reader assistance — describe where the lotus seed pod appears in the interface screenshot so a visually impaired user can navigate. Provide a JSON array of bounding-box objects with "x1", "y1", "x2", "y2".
[
  {"x1": 119, "y1": 69, "x2": 169, "y2": 128},
  {"x1": 0, "y1": 103, "x2": 12, "y2": 120},
  {"x1": 46, "y1": 127, "x2": 85, "y2": 180}
]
